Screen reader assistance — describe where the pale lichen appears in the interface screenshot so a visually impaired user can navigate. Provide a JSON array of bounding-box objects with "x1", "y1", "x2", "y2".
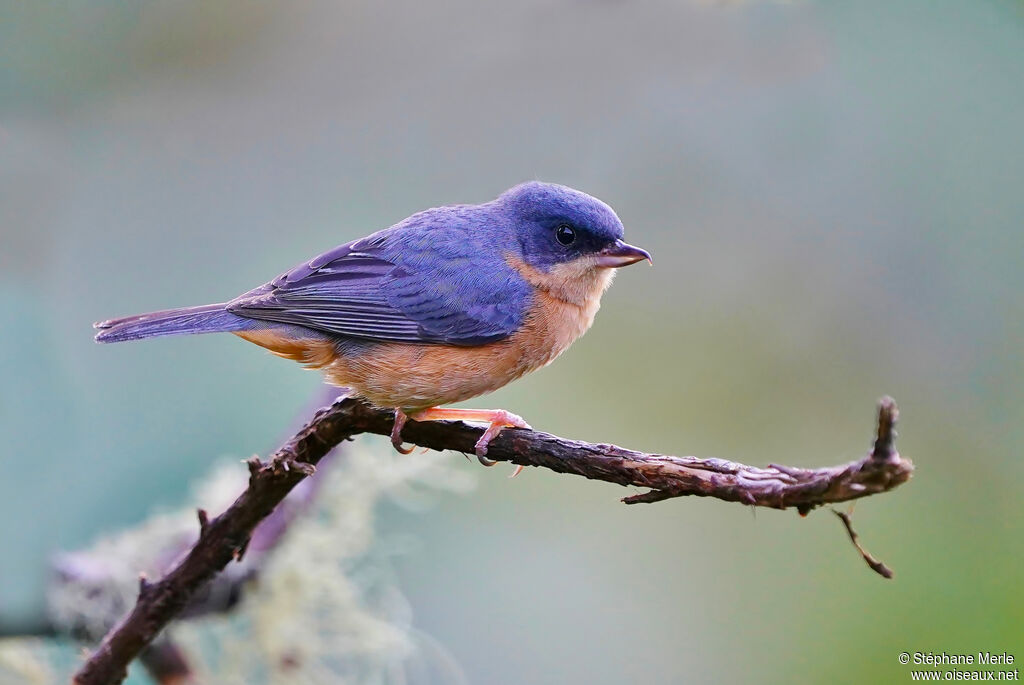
[
  {"x1": 6, "y1": 439, "x2": 474, "y2": 684},
  {"x1": 175, "y1": 443, "x2": 474, "y2": 684}
]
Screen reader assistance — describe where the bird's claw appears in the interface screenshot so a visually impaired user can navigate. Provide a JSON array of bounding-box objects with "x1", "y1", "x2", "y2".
[
  {"x1": 390, "y1": 409, "x2": 414, "y2": 455},
  {"x1": 472, "y1": 410, "x2": 530, "y2": 477}
]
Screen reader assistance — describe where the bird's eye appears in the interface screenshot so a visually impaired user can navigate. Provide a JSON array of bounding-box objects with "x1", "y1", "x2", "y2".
[{"x1": 555, "y1": 224, "x2": 576, "y2": 246}]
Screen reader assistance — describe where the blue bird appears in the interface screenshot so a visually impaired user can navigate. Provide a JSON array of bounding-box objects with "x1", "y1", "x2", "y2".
[{"x1": 95, "y1": 182, "x2": 651, "y2": 466}]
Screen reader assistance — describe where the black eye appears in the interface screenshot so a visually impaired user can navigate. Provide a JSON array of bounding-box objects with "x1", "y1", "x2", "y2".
[{"x1": 555, "y1": 224, "x2": 576, "y2": 246}]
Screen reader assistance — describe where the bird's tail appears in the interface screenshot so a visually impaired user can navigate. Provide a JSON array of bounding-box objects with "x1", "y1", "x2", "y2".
[{"x1": 94, "y1": 303, "x2": 250, "y2": 343}]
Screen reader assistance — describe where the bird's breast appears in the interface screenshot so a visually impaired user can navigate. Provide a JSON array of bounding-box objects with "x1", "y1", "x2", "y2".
[{"x1": 507, "y1": 253, "x2": 613, "y2": 361}]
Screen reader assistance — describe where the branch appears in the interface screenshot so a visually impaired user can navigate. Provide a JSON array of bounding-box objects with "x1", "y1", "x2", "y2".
[{"x1": 73, "y1": 395, "x2": 912, "y2": 684}]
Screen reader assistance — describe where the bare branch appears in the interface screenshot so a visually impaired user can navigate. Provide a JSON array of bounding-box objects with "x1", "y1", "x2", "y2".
[{"x1": 73, "y1": 395, "x2": 912, "y2": 684}]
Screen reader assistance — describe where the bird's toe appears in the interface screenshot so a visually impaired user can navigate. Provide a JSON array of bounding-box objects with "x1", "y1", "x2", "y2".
[{"x1": 390, "y1": 409, "x2": 414, "y2": 454}]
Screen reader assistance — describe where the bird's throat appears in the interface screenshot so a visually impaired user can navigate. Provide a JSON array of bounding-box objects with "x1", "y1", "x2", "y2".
[{"x1": 506, "y1": 254, "x2": 614, "y2": 310}]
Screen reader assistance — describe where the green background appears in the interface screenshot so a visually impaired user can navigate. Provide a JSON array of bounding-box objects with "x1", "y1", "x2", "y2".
[{"x1": 1, "y1": 0, "x2": 1021, "y2": 682}]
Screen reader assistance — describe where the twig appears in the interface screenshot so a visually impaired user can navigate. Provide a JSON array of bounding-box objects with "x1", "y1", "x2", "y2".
[
  {"x1": 832, "y1": 508, "x2": 894, "y2": 579},
  {"x1": 73, "y1": 395, "x2": 912, "y2": 684}
]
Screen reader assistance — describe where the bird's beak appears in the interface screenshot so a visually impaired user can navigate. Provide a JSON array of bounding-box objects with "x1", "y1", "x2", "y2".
[{"x1": 595, "y1": 240, "x2": 653, "y2": 268}]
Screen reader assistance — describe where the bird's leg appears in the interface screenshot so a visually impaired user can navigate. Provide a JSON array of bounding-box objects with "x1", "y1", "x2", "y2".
[
  {"x1": 407, "y1": 407, "x2": 530, "y2": 473},
  {"x1": 390, "y1": 409, "x2": 415, "y2": 455}
]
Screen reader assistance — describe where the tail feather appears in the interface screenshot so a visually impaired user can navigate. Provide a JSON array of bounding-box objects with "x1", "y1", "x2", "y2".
[{"x1": 94, "y1": 303, "x2": 249, "y2": 343}]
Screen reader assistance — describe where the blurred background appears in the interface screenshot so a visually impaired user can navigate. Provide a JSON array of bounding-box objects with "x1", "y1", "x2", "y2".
[{"x1": 1, "y1": 0, "x2": 1022, "y2": 682}]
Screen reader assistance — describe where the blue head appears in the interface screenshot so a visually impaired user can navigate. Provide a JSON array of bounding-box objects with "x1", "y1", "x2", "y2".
[{"x1": 497, "y1": 182, "x2": 650, "y2": 272}]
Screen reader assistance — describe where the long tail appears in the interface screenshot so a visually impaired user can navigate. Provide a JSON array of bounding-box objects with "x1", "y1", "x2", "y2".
[{"x1": 94, "y1": 303, "x2": 251, "y2": 343}]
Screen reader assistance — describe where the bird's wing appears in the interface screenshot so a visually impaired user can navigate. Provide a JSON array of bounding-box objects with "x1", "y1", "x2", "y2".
[{"x1": 226, "y1": 233, "x2": 530, "y2": 346}]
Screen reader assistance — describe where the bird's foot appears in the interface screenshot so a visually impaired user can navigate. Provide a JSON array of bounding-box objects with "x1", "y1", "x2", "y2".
[
  {"x1": 390, "y1": 409, "x2": 414, "y2": 454},
  {"x1": 472, "y1": 409, "x2": 530, "y2": 460},
  {"x1": 407, "y1": 407, "x2": 531, "y2": 475}
]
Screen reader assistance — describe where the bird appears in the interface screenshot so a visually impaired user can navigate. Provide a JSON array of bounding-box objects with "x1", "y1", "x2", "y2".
[{"x1": 95, "y1": 182, "x2": 651, "y2": 470}]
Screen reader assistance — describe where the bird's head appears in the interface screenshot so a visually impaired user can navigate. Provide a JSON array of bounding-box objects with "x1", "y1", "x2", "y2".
[{"x1": 498, "y1": 182, "x2": 651, "y2": 275}]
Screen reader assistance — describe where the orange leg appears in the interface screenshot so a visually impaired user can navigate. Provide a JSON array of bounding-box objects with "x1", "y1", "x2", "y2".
[{"x1": 403, "y1": 407, "x2": 530, "y2": 475}]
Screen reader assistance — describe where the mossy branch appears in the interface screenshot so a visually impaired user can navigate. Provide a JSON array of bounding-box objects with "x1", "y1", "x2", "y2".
[{"x1": 73, "y1": 395, "x2": 912, "y2": 684}]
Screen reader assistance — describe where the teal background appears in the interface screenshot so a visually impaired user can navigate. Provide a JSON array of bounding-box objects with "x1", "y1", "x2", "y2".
[{"x1": 1, "y1": 1, "x2": 1021, "y2": 682}]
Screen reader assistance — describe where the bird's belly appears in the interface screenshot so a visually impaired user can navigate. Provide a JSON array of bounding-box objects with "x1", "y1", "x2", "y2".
[
  {"x1": 325, "y1": 296, "x2": 597, "y2": 410},
  {"x1": 325, "y1": 334, "x2": 535, "y2": 410}
]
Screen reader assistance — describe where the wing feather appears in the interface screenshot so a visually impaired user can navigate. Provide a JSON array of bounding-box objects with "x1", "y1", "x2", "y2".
[{"x1": 226, "y1": 233, "x2": 528, "y2": 346}]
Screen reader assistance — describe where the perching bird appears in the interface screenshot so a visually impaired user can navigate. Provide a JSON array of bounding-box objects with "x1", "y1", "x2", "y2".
[{"x1": 95, "y1": 182, "x2": 650, "y2": 466}]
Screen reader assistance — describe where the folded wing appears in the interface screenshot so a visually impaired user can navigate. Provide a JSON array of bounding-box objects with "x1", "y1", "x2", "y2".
[{"x1": 226, "y1": 233, "x2": 529, "y2": 346}]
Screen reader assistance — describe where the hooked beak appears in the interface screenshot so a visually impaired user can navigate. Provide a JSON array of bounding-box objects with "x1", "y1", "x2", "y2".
[{"x1": 595, "y1": 240, "x2": 653, "y2": 268}]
